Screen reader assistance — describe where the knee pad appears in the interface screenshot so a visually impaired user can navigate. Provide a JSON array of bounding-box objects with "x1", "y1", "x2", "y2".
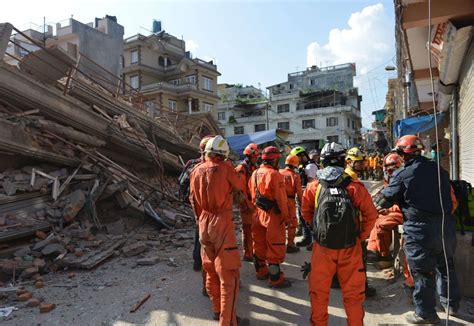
[{"x1": 269, "y1": 264, "x2": 281, "y2": 281}]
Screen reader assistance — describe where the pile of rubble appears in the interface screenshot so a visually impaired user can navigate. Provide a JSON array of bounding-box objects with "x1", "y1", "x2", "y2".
[{"x1": 0, "y1": 24, "x2": 206, "y2": 315}]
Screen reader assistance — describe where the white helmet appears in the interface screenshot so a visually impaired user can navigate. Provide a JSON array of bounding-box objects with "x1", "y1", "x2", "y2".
[
  {"x1": 205, "y1": 135, "x2": 230, "y2": 157},
  {"x1": 321, "y1": 142, "x2": 346, "y2": 167}
]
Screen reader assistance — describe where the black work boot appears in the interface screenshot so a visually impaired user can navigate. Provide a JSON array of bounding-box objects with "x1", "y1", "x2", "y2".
[
  {"x1": 405, "y1": 312, "x2": 440, "y2": 324},
  {"x1": 365, "y1": 283, "x2": 376, "y2": 297},
  {"x1": 236, "y1": 316, "x2": 250, "y2": 326},
  {"x1": 286, "y1": 245, "x2": 300, "y2": 253}
]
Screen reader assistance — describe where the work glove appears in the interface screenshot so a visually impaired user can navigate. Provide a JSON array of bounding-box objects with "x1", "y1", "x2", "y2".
[{"x1": 301, "y1": 261, "x2": 311, "y2": 280}]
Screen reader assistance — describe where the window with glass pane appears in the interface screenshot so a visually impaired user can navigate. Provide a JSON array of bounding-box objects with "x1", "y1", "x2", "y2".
[
  {"x1": 277, "y1": 122, "x2": 290, "y2": 130},
  {"x1": 302, "y1": 119, "x2": 315, "y2": 129},
  {"x1": 130, "y1": 75, "x2": 139, "y2": 89},
  {"x1": 186, "y1": 75, "x2": 196, "y2": 84},
  {"x1": 218, "y1": 112, "x2": 226, "y2": 121},
  {"x1": 234, "y1": 126, "x2": 244, "y2": 134},
  {"x1": 277, "y1": 104, "x2": 290, "y2": 113},
  {"x1": 254, "y1": 124, "x2": 266, "y2": 132},
  {"x1": 203, "y1": 77, "x2": 213, "y2": 91},
  {"x1": 326, "y1": 117, "x2": 338, "y2": 127},
  {"x1": 130, "y1": 50, "x2": 138, "y2": 64},
  {"x1": 168, "y1": 100, "x2": 177, "y2": 112}
]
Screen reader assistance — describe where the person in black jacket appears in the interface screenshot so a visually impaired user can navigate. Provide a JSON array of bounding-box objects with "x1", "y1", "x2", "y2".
[{"x1": 375, "y1": 135, "x2": 461, "y2": 324}]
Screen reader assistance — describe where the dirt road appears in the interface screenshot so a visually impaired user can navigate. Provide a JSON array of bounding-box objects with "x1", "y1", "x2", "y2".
[{"x1": 2, "y1": 182, "x2": 473, "y2": 325}]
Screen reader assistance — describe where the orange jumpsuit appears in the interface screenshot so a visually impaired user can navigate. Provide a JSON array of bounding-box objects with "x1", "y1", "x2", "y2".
[
  {"x1": 279, "y1": 167, "x2": 303, "y2": 247},
  {"x1": 249, "y1": 164, "x2": 289, "y2": 285},
  {"x1": 367, "y1": 205, "x2": 403, "y2": 258},
  {"x1": 302, "y1": 179, "x2": 377, "y2": 326},
  {"x1": 189, "y1": 158, "x2": 243, "y2": 325},
  {"x1": 235, "y1": 161, "x2": 257, "y2": 260}
]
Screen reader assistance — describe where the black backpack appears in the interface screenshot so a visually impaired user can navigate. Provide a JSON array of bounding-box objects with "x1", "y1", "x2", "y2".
[
  {"x1": 313, "y1": 175, "x2": 359, "y2": 249},
  {"x1": 178, "y1": 159, "x2": 200, "y2": 203}
]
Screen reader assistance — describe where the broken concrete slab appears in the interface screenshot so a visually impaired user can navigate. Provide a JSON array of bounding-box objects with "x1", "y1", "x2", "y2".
[
  {"x1": 41, "y1": 243, "x2": 66, "y2": 256},
  {"x1": 106, "y1": 221, "x2": 124, "y2": 235},
  {"x1": 61, "y1": 190, "x2": 86, "y2": 223},
  {"x1": 19, "y1": 266, "x2": 39, "y2": 280},
  {"x1": 2, "y1": 180, "x2": 17, "y2": 196},
  {"x1": 13, "y1": 247, "x2": 32, "y2": 258},
  {"x1": 122, "y1": 242, "x2": 147, "y2": 257},
  {"x1": 136, "y1": 256, "x2": 161, "y2": 266},
  {"x1": 33, "y1": 234, "x2": 58, "y2": 251},
  {"x1": 59, "y1": 237, "x2": 126, "y2": 270}
]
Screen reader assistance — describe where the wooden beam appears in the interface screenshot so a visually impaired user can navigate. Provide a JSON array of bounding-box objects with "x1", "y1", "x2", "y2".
[
  {"x1": 413, "y1": 68, "x2": 440, "y2": 80},
  {"x1": 402, "y1": 0, "x2": 474, "y2": 29}
]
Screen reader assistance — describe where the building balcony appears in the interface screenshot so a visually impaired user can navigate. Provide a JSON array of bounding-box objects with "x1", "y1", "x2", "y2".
[
  {"x1": 141, "y1": 81, "x2": 198, "y2": 94},
  {"x1": 122, "y1": 63, "x2": 178, "y2": 76},
  {"x1": 230, "y1": 114, "x2": 267, "y2": 124},
  {"x1": 295, "y1": 105, "x2": 361, "y2": 118}
]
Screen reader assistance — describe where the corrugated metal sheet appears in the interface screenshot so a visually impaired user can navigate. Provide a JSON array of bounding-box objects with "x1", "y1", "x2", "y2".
[{"x1": 458, "y1": 41, "x2": 474, "y2": 185}]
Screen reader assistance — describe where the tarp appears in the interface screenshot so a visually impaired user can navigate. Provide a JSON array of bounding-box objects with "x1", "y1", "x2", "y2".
[
  {"x1": 227, "y1": 129, "x2": 278, "y2": 159},
  {"x1": 394, "y1": 112, "x2": 444, "y2": 138}
]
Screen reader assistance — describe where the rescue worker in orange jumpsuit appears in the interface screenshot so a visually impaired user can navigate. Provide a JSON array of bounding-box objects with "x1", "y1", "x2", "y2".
[
  {"x1": 369, "y1": 154, "x2": 377, "y2": 180},
  {"x1": 344, "y1": 147, "x2": 376, "y2": 297},
  {"x1": 249, "y1": 146, "x2": 291, "y2": 288},
  {"x1": 235, "y1": 143, "x2": 259, "y2": 261},
  {"x1": 302, "y1": 142, "x2": 377, "y2": 325},
  {"x1": 367, "y1": 153, "x2": 405, "y2": 268},
  {"x1": 189, "y1": 136, "x2": 248, "y2": 326},
  {"x1": 279, "y1": 154, "x2": 303, "y2": 254}
]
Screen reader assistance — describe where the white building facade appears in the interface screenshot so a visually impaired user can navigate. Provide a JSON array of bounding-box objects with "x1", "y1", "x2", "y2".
[{"x1": 268, "y1": 63, "x2": 362, "y2": 149}]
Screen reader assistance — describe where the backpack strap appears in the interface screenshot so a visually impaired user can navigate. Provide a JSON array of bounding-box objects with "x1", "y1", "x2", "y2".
[{"x1": 314, "y1": 183, "x2": 323, "y2": 210}]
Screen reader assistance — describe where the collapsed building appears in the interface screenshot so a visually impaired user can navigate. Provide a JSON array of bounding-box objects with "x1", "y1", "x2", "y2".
[{"x1": 0, "y1": 22, "x2": 219, "y2": 289}]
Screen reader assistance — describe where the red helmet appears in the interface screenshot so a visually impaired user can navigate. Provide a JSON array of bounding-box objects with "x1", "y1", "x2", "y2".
[
  {"x1": 243, "y1": 143, "x2": 259, "y2": 157},
  {"x1": 383, "y1": 153, "x2": 403, "y2": 172},
  {"x1": 261, "y1": 146, "x2": 282, "y2": 160},
  {"x1": 395, "y1": 135, "x2": 424, "y2": 154},
  {"x1": 199, "y1": 135, "x2": 214, "y2": 152}
]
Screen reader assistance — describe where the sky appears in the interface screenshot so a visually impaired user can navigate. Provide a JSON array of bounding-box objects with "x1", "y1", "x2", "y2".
[{"x1": 2, "y1": 0, "x2": 397, "y2": 127}]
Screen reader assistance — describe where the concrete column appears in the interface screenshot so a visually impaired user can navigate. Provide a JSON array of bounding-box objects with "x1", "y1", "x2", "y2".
[
  {"x1": 164, "y1": 55, "x2": 168, "y2": 68},
  {"x1": 0, "y1": 23, "x2": 13, "y2": 60},
  {"x1": 188, "y1": 98, "x2": 192, "y2": 114}
]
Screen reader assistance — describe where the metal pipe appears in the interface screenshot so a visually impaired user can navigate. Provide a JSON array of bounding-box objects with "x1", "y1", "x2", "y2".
[{"x1": 451, "y1": 87, "x2": 459, "y2": 180}]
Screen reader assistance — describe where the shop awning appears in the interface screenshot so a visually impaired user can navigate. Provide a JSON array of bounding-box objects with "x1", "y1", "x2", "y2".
[{"x1": 394, "y1": 112, "x2": 444, "y2": 138}]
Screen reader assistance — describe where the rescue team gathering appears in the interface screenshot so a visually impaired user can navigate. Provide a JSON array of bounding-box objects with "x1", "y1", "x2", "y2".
[{"x1": 178, "y1": 134, "x2": 459, "y2": 326}]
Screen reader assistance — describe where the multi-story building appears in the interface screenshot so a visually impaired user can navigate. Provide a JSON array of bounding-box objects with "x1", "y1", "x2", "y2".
[
  {"x1": 216, "y1": 84, "x2": 269, "y2": 136},
  {"x1": 122, "y1": 29, "x2": 221, "y2": 119},
  {"x1": 5, "y1": 16, "x2": 124, "y2": 81},
  {"x1": 267, "y1": 63, "x2": 362, "y2": 149}
]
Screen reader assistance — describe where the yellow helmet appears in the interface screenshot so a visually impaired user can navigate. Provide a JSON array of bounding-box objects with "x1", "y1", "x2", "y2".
[{"x1": 346, "y1": 147, "x2": 364, "y2": 161}]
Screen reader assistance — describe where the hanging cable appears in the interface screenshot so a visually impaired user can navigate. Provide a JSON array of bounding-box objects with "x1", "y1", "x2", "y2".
[{"x1": 426, "y1": 0, "x2": 450, "y2": 323}]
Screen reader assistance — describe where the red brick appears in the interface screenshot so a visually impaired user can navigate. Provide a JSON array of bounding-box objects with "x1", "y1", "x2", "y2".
[
  {"x1": 35, "y1": 281, "x2": 45, "y2": 289},
  {"x1": 35, "y1": 231, "x2": 47, "y2": 240},
  {"x1": 18, "y1": 292, "x2": 33, "y2": 301},
  {"x1": 26, "y1": 298, "x2": 40, "y2": 307},
  {"x1": 39, "y1": 303, "x2": 56, "y2": 313}
]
